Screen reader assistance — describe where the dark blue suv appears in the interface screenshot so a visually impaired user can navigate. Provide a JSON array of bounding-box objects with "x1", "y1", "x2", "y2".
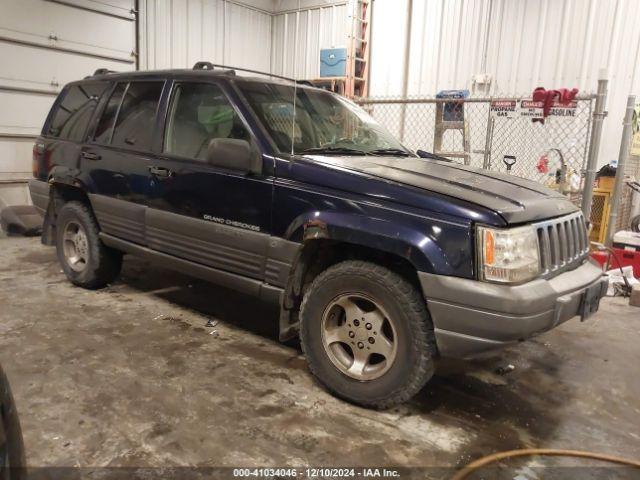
[{"x1": 29, "y1": 64, "x2": 608, "y2": 408}]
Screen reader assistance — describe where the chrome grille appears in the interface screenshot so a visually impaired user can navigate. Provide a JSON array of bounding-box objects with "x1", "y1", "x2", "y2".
[{"x1": 535, "y1": 211, "x2": 589, "y2": 276}]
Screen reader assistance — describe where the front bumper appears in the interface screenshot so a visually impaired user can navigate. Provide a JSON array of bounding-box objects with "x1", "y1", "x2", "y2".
[{"x1": 418, "y1": 260, "x2": 608, "y2": 358}]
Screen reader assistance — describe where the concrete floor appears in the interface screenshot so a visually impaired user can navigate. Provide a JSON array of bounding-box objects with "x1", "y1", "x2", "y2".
[{"x1": 0, "y1": 234, "x2": 639, "y2": 477}]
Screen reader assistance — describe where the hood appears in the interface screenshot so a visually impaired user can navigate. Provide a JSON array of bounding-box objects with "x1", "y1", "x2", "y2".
[{"x1": 304, "y1": 155, "x2": 578, "y2": 224}]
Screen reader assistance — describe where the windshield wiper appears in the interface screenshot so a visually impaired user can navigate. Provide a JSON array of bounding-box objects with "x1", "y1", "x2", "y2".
[
  {"x1": 368, "y1": 148, "x2": 412, "y2": 157},
  {"x1": 299, "y1": 146, "x2": 369, "y2": 156}
]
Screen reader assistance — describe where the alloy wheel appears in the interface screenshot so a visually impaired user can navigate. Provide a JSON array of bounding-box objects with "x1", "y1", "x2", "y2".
[
  {"x1": 321, "y1": 293, "x2": 398, "y2": 381},
  {"x1": 62, "y1": 221, "x2": 89, "y2": 272}
]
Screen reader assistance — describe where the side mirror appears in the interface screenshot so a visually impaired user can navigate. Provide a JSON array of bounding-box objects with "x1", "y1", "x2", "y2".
[{"x1": 206, "y1": 139, "x2": 261, "y2": 175}]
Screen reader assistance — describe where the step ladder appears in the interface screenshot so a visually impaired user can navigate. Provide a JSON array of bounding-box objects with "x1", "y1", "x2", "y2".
[{"x1": 433, "y1": 90, "x2": 471, "y2": 164}]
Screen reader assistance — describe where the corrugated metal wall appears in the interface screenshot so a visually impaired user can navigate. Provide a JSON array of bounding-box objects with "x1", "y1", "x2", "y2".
[
  {"x1": 0, "y1": 0, "x2": 135, "y2": 207},
  {"x1": 3, "y1": 0, "x2": 636, "y2": 199},
  {"x1": 270, "y1": 2, "x2": 348, "y2": 79},
  {"x1": 138, "y1": 0, "x2": 347, "y2": 78},
  {"x1": 138, "y1": 0, "x2": 273, "y2": 72},
  {"x1": 370, "y1": 0, "x2": 640, "y2": 97},
  {"x1": 369, "y1": 0, "x2": 640, "y2": 166}
]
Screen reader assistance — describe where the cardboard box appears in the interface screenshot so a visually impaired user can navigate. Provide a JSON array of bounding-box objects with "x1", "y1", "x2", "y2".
[{"x1": 597, "y1": 176, "x2": 615, "y2": 191}]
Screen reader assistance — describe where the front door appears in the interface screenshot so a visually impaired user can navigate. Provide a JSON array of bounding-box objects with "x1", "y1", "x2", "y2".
[{"x1": 121, "y1": 80, "x2": 273, "y2": 281}]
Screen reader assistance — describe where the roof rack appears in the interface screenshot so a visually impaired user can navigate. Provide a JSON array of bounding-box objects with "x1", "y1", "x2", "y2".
[
  {"x1": 93, "y1": 68, "x2": 117, "y2": 76},
  {"x1": 191, "y1": 61, "x2": 312, "y2": 86},
  {"x1": 192, "y1": 61, "x2": 217, "y2": 71}
]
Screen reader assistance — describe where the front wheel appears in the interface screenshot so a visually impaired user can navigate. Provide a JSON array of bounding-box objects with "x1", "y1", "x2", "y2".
[{"x1": 300, "y1": 260, "x2": 436, "y2": 409}]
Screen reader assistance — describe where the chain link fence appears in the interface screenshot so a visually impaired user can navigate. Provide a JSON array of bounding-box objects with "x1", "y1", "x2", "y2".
[{"x1": 358, "y1": 94, "x2": 596, "y2": 206}]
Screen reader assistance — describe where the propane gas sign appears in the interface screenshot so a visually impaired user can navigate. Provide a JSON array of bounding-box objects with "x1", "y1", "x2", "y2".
[{"x1": 490, "y1": 100, "x2": 517, "y2": 119}]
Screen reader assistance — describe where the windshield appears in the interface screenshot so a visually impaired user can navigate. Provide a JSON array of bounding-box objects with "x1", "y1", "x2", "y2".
[{"x1": 236, "y1": 81, "x2": 412, "y2": 156}]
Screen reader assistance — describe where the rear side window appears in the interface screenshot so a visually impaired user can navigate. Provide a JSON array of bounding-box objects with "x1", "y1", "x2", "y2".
[
  {"x1": 93, "y1": 81, "x2": 164, "y2": 151},
  {"x1": 47, "y1": 83, "x2": 108, "y2": 141},
  {"x1": 113, "y1": 82, "x2": 163, "y2": 150},
  {"x1": 93, "y1": 83, "x2": 126, "y2": 144}
]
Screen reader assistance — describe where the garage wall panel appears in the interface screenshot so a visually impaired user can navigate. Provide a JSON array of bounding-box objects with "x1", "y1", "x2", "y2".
[
  {"x1": 0, "y1": 92, "x2": 57, "y2": 137},
  {"x1": 0, "y1": 43, "x2": 129, "y2": 93},
  {"x1": 0, "y1": 137, "x2": 37, "y2": 182},
  {"x1": 270, "y1": 2, "x2": 347, "y2": 79},
  {"x1": 139, "y1": 0, "x2": 271, "y2": 72},
  {"x1": 51, "y1": 0, "x2": 136, "y2": 18},
  {"x1": 0, "y1": 0, "x2": 135, "y2": 62},
  {"x1": 0, "y1": 0, "x2": 135, "y2": 200},
  {"x1": 226, "y1": 2, "x2": 272, "y2": 71}
]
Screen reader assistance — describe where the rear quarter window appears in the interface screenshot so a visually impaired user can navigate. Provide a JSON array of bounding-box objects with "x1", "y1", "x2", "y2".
[{"x1": 46, "y1": 82, "x2": 109, "y2": 142}]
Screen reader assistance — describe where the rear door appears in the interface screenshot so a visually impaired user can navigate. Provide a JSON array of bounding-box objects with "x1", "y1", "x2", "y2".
[
  {"x1": 86, "y1": 80, "x2": 165, "y2": 244},
  {"x1": 39, "y1": 81, "x2": 110, "y2": 181},
  {"x1": 121, "y1": 79, "x2": 273, "y2": 281}
]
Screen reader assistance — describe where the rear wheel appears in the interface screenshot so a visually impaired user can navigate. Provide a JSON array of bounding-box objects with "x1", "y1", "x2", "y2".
[
  {"x1": 56, "y1": 201, "x2": 122, "y2": 289},
  {"x1": 300, "y1": 260, "x2": 436, "y2": 409}
]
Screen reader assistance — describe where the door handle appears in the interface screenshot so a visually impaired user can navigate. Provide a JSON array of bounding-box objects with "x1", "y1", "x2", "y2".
[
  {"x1": 81, "y1": 151, "x2": 101, "y2": 160},
  {"x1": 148, "y1": 166, "x2": 173, "y2": 178}
]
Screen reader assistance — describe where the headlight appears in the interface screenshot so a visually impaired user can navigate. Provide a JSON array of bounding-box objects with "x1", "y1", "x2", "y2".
[{"x1": 477, "y1": 225, "x2": 540, "y2": 284}]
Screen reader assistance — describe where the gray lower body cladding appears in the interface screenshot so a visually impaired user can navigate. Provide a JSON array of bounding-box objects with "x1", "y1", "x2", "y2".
[
  {"x1": 100, "y1": 233, "x2": 284, "y2": 304},
  {"x1": 90, "y1": 194, "x2": 146, "y2": 245},
  {"x1": 26, "y1": 186, "x2": 296, "y2": 303},
  {"x1": 145, "y1": 207, "x2": 266, "y2": 280},
  {"x1": 419, "y1": 260, "x2": 609, "y2": 358},
  {"x1": 87, "y1": 193, "x2": 297, "y2": 287}
]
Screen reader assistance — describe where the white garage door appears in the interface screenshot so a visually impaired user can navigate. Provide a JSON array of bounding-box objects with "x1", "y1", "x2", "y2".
[{"x1": 0, "y1": 0, "x2": 136, "y2": 206}]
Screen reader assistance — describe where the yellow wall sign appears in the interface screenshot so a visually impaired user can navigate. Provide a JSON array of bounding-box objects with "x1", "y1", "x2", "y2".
[{"x1": 632, "y1": 104, "x2": 640, "y2": 157}]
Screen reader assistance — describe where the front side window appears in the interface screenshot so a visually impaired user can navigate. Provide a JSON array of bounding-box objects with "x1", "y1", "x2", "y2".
[
  {"x1": 237, "y1": 81, "x2": 410, "y2": 156},
  {"x1": 164, "y1": 82, "x2": 250, "y2": 161},
  {"x1": 48, "y1": 82, "x2": 108, "y2": 141}
]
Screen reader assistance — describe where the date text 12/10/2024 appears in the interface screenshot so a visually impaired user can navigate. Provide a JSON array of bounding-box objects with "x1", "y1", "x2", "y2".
[{"x1": 233, "y1": 468, "x2": 401, "y2": 478}]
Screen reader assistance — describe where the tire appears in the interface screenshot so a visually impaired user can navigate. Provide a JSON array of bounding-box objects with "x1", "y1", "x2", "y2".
[
  {"x1": 56, "y1": 201, "x2": 122, "y2": 289},
  {"x1": 300, "y1": 260, "x2": 436, "y2": 409}
]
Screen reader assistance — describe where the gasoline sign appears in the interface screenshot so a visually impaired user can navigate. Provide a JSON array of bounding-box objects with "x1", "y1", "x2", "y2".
[{"x1": 548, "y1": 101, "x2": 577, "y2": 121}]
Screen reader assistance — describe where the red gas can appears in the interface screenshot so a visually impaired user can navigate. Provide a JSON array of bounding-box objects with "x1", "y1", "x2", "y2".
[{"x1": 590, "y1": 248, "x2": 640, "y2": 279}]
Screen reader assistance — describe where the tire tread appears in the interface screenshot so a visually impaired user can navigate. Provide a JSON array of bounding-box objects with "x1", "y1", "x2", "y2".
[
  {"x1": 300, "y1": 260, "x2": 436, "y2": 409},
  {"x1": 56, "y1": 201, "x2": 122, "y2": 289}
]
